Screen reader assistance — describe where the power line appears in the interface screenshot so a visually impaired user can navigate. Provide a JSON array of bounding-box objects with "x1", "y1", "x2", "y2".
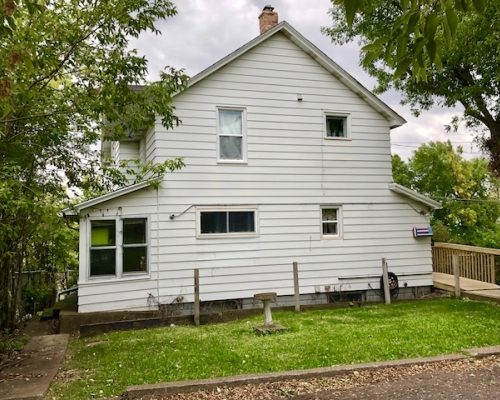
[{"x1": 434, "y1": 197, "x2": 500, "y2": 204}]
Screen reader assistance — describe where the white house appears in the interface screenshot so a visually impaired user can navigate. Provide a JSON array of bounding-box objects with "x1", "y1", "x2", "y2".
[{"x1": 64, "y1": 7, "x2": 440, "y2": 314}]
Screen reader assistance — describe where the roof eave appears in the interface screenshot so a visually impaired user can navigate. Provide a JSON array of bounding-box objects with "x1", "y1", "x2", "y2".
[
  {"x1": 61, "y1": 180, "x2": 155, "y2": 217},
  {"x1": 389, "y1": 183, "x2": 442, "y2": 210}
]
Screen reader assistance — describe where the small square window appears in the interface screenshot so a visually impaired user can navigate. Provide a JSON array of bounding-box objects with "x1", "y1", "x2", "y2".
[
  {"x1": 321, "y1": 207, "x2": 341, "y2": 237},
  {"x1": 123, "y1": 218, "x2": 146, "y2": 244},
  {"x1": 91, "y1": 220, "x2": 116, "y2": 246},
  {"x1": 326, "y1": 116, "x2": 347, "y2": 138}
]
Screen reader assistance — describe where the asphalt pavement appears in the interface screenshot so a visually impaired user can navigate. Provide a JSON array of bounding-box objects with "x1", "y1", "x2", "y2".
[{"x1": 292, "y1": 359, "x2": 500, "y2": 400}]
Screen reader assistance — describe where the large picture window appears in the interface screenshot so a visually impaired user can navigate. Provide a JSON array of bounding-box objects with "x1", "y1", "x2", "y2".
[
  {"x1": 89, "y1": 218, "x2": 148, "y2": 277},
  {"x1": 218, "y1": 108, "x2": 246, "y2": 161},
  {"x1": 198, "y1": 208, "x2": 257, "y2": 237}
]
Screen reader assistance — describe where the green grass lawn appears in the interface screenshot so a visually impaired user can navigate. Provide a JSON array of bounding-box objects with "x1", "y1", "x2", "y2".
[{"x1": 48, "y1": 299, "x2": 500, "y2": 399}]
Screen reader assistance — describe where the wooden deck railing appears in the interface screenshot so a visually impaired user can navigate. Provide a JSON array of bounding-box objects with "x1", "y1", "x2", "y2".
[{"x1": 432, "y1": 242, "x2": 500, "y2": 284}]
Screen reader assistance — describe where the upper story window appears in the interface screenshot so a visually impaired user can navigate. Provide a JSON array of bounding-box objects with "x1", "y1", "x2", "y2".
[
  {"x1": 197, "y1": 207, "x2": 258, "y2": 237},
  {"x1": 218, "y1": 108, "x2": 246, "y2": 162},
  {"x1": 89, "y1": 218, "x2": 148, "y2": 277},
  {"x1": 321, "y1": 206, "x2": 342, "y2": 238},
  {"x1": 325, "y1": 113, "x2": 351, "y2": 139}
]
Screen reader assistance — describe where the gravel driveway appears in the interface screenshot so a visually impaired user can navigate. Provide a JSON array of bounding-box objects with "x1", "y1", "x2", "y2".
[{"x1": 130, "y1": 356, "x2": 499, "y2": 400}]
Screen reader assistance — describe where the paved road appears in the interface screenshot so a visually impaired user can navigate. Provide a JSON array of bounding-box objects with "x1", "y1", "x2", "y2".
[{"x1": 292, "y1": 360, "x2": 500, "y2": 400}]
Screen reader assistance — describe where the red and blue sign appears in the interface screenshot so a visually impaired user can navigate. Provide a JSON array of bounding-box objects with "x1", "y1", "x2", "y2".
[{"x1": 413, "y1": 227, "x2": 433, "y2": 237}]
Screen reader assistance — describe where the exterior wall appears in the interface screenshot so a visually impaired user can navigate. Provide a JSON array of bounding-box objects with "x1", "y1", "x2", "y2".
[{"x1": 77, "y1": 32, "x2": 433, "y2": 313}]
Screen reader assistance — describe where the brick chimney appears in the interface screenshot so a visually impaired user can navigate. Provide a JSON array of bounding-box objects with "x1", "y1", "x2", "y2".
[{"x1": 259, "y1": 5, "x2": 278, "y2": 34}]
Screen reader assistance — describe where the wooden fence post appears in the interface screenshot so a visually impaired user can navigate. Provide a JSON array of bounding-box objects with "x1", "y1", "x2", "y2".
[
  {"x1": 382, "y1": 258, "x2": 391, "y2": 304},
  {"x1": 452, "y1": 255, "x2": 461, "y2": 298},
  {"x1": 293, "y1": 261, "x2": 300, "y2": 312},
  {"x1": 194, "y1": 268, "x2": 200, "y2": 326},
  {"x1": 381, "y1": 258, "x2": 391, "y2": 305}
]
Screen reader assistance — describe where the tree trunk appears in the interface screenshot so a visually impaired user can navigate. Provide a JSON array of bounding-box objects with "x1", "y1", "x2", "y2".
[
  {"x1": 486, "y1": 121, "x2": 500, "y2": 176},
  {"x1": 0, "y1": 244, "x2": 16, "y2": 333}
]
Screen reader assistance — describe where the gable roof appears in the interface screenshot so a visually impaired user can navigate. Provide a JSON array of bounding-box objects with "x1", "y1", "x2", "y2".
[
  {"x1": 389, "y1": 183, "x2": 441, "y2": 210},
  {"x1": 186, "y1": 21, "x2": 406, "y2": 129},
  {"x1": 61, "y1": 180, "x2": 154, "y2": 216}
]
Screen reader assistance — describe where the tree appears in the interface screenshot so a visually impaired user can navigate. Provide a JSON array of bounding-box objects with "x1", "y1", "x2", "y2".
[
  {"x1": 324, "y1": 0, "x2": 500, "y2": 174},
  {"x1": 0, "y1": 0, "x2": 187, "y2": 333},
  {"x1": 392, "y1": 142, "x2": 500, "y2": 247}
]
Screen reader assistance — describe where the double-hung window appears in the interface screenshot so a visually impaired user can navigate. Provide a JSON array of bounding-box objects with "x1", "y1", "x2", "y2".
[
  {"x1": 90, "y1": 220, "x2": 116, "y2": 276},
  {"x1": 89, "y1": 218, "x2": 148, "y2": 277},
  {"x1": 122, "y1": 218, "x2": 148, "y2": 273},
  {"x1": 197, "y1": 208, "x2": 257, "y2": 237},
  {"x1": 321, "y1": 207, "x2": 341, "y2": 238},
  {"x1": 218, "y1": 108, "x2": 246, "y2": 162}
]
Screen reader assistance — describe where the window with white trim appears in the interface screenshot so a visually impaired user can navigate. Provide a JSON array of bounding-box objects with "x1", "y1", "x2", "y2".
[
  {"x1": 218, "y1": 108, "x2": 245, "y2": 161},
  {"x1": 325, "y1": 113, "x2": 350, "y2": 139},
  {"x1": 321, "y1": 207, "x2": 341, "y2": 237},
  {"x1": 122, "y1": 218, "x2": 148, "y2": 273},
  {"x1": 90, "y1": 220, "x2": 116, "y2": 276},
  {"x1": 89, "y1": 218, "x2": 148, "y2": 277},
  {"x1": 198, "y1": 208, "x2": 257, "y2": 236}
]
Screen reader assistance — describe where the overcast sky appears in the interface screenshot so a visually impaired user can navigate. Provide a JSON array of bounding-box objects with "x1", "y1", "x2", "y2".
[{"x1": 130, "y1": 0, "x2": 484, "y2": 160}]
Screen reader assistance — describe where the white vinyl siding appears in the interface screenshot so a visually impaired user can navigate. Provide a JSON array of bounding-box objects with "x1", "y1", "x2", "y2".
[{"x1": 76, "y1": 33, "x2": 433, "y2": 313}]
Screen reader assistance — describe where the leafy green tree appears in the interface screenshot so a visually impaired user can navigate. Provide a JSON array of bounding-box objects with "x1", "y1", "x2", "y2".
[
  {"x1": 392, "y1": 154, "x2": 414, "y2": 188},
  {"x1": 329, "y1": 0, "x2": 487, "y2": 79},
  {"x1": 392, "y1": 142, "x2": 500, "y2": 247},
  {"x1": 0, "y1": 0, "x2": 187, "y2": 332},
  {"x1": 324, "y1": 0, "x2": 500, "y2": 174}
]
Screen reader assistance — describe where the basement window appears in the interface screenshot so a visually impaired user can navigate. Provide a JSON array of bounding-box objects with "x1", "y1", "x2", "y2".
[{"x1": 197, "y1": 208, "x2": 258, "y2": 237}]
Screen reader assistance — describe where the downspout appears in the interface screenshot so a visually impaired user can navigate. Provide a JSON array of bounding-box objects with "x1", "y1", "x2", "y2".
[{"x1": 156, "y1": 185, "x2": 160, "y2": 310}]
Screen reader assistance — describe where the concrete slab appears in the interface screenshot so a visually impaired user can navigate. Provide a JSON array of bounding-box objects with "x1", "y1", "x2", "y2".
[
  {"x1": 0, "y1": 334, "x2": 69, "y2": 400},
  {"x1": 254, "y1": 323, "x2": 288, "y2": 335}
]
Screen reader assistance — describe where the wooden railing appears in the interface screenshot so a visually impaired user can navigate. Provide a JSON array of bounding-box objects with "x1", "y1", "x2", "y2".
[{"x1": 432, "y1": 242, "x2": 500, "y2": 284}]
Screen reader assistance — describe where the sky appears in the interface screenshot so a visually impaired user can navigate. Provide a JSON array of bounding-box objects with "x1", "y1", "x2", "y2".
[{"x1": 130, "y1": 0, "x2": 484, "y2": 160}]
